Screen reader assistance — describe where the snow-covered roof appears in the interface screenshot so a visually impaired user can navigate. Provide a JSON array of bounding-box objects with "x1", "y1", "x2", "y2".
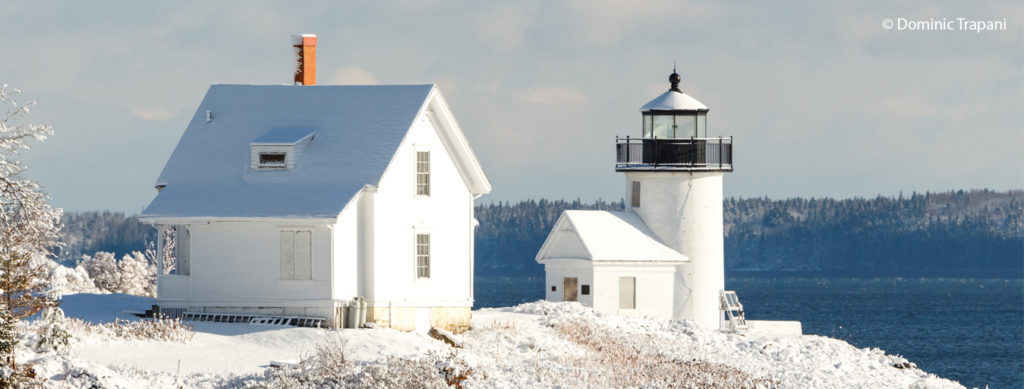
[
  {"x1": 142, "y1": 84, "x2": 489, "y2": 220},
  {"x1": 250, "y1": 128, "x2": 316, "y2": 145},
  {"x1": 536, "y1": 210, "x2": 688, "y2": 262},
  {"x1": 640, "y1": 90, "x2": 708, "y2": 112}
]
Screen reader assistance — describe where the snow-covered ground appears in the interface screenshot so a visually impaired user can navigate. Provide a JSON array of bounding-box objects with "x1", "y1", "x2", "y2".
[{"x1": 19, "y1": 294, "x2": 964, "y2": 388}]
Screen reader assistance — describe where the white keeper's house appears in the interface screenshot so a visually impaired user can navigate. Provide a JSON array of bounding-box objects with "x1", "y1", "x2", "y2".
[
  {"x1": 140, "y1": 34, "x2": 490, "y2": 332},
  {"x1": 537, "y1": 70, "x2": 734, "y2": 330}
]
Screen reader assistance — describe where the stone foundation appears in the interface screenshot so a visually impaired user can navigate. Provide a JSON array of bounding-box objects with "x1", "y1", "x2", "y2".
[
  {"x1": 430, "y1": 307, "x2": 471, "y2": 333},
  {"x1": 366, "y1": 305, "x2": 471, "y2": 333}
]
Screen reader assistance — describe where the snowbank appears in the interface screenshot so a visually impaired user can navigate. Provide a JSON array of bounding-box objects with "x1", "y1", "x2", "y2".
[{"x1": 18, "y1": 296, "x2": 963, "y2": 388}]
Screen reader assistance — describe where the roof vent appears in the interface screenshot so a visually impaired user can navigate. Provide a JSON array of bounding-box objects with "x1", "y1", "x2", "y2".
[{"x1": 250, "y1": 128, "x2": 316, "y2": 170}]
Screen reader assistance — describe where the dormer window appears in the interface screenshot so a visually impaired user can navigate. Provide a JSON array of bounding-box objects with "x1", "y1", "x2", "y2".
[
  {"x1": 250, "y1": 128, "x2": 316, "y2": 171},
  {"x1": 259, "y1": 152, "x2": 287, "y2": 168}
]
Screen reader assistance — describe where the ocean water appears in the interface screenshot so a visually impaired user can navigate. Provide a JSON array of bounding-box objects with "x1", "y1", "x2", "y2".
[{"x1": 473, "y1": 277, "x2": 1024, "y2": 388}]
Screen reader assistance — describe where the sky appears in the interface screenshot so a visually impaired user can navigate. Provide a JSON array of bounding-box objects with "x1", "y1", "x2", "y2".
[{"x1": 0, "y1": 1, "x2": 1021, "y2": 213}]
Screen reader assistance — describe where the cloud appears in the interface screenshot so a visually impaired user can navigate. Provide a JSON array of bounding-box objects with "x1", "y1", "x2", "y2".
[
  {"x1": 563, "y1": 0, "x2": 719, "y2": 45},
  {"x1": 329, "y1": 66, "x2": 378, "y2": 85},
  {"x1": 473, "y1": 5, "x2": 534, "y2": 51},
  {"x1": 130, "y1": 107, "x2": 175, "y2": 121},
  {"x1": 514, "y1": 85, "x2": 587, "y2": 105},
  {"x1": 877, "y1": 95, "x2": 986, "y2": 119}
]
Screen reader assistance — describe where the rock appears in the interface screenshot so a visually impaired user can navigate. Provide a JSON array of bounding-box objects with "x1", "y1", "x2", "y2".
[{"x1": 429, "y1": 327, "x2": 461, "y2": 348}]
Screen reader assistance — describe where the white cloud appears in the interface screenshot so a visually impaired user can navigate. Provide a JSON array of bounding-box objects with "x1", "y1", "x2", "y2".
[
  {"x1": 130, "y1": 107, "x2": 175, "y2": 121},
  {"x1": 329, "y1": 66, "x2": 378, "y2": 85},
  {"x1": 878, "y1": 95, "x2": 986, "y2": 119},
  {"x1": 474, "y1": 5, "x2": 534, "y2": 51},
  {"x1": 515, "y1": 85, "x2": 587, "y2": 105}
]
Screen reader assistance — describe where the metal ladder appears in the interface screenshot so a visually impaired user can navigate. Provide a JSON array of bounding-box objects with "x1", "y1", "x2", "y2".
[
  {"x1": 720, "y1": 290, "x2": 748, "y2": 333},
  {"x1": 180, "y1": 312, "x2": 326, "y2": 328}
]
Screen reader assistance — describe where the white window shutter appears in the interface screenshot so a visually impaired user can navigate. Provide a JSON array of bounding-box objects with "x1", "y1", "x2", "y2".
[
  {"x1": 295, "y1": 231, "x2": 312, "y2": 280},
  {"x1": 280, "y1": 231, "x2": 295, "y2": 279},
  {"x1": 619, "y1": 276, "x2": 636, "y2": 309}
]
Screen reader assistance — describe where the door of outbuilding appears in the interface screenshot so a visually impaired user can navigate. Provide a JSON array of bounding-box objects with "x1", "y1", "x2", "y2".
[{"x1": 563, "y1": 277, "x2": 578, "y2": 302}]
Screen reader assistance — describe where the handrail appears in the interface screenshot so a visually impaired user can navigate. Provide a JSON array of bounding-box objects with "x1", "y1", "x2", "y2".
[{"x1": 615, "y1": 136, "x2": 733, "y2": 171}]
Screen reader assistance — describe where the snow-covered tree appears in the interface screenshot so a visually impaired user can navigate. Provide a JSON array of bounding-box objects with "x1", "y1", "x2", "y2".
[
  {"x1": 117, "y1": 251, "x2": 156, "y2": 297},
  {"x1": 31, "y1": 307, "x2": 70, "y2": 353},
  {"x1": 78, "y1": 252, "x2": 118, "y2": 292},
  {"x1": 0, "y1": 304, "x2": 14, "y2": 360},
  {"x1": 78, "y1": 251, "x2": 156, "y2": 297},
  {"x1": 0, "y1": 84, "x2": 61, "y2": 320},
  {"x1": 157, "y1": 226, "x2": 176, "y2": 275}
]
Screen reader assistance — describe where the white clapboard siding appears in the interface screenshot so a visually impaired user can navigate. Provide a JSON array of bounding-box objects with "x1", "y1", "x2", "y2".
[
  {"x1": 369, "y1": 112, "x2": 473, "y2": 305},
  {"x1": 332, "y1": 203, "x2": 359, "y2": 300},
  {"x1": 191, "y1": 223, "x2": 330, "y2": 301}
]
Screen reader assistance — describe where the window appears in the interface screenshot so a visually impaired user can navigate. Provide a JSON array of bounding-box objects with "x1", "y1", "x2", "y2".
[
  {"x1": 619, "y1": 277, "x2": 636, "y2": 309},
  {"x1": 652, "y1": 115, "x2": 673, "y2": 138},
  {"x1": 416, "y1": 233, "x2": 430, "y2": 278},
  {"x1": 416, "y1": 151, "x2": 430, "y2": 196},
  {"x1": 259, "y1": 152, "x2": 287, "y2": 168},
  {"x1": 631, "y1": 181, "x2": 641, "y2": 208},
  {"x1": 581, "y1": 285, "x2": 590, "y2": 296},
  {"x1": 280, "y1": 231, "x2": 312, "y2": 280},
  {"x1": 674, "y1": 115, "x2": 696, "y2": 138},
  {"x1": 551, "y1": 286, "x2": 557, "y2": 292}
]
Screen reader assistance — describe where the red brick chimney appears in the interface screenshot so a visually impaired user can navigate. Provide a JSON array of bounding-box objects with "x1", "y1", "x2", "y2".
[{"x1": 291, "y1": 34, "x2": 317, "y2": 85}]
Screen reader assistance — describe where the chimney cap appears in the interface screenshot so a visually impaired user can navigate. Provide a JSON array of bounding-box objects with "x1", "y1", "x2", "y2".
[{"x1": 290, "y1": 34, "x2": 317, "y2": 46}]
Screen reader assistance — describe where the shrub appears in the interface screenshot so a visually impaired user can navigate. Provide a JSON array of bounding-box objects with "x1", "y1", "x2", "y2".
[
  {"x1": 77, "y1": 251, "x2": 156, "y2": 297},
  {"x1": 30, "y1": 308, "x2": 70, "y2": 353},
  {"x1": 234, "y1": 334, "x2": 454, "y2": 389}
]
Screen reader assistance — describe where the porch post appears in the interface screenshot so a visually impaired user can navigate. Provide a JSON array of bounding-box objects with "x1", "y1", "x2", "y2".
[{"x1": 155, "y1": 225, "x2": 164, "y2": 275}]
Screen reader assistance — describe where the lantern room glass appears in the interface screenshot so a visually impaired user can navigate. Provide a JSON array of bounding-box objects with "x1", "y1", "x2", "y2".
[
  {"x1": 642, "y1": 112, "x2": 707, "y2": 138},
  {"x1": 652, "y1": 115, "x2": 673, "y2": 138}
]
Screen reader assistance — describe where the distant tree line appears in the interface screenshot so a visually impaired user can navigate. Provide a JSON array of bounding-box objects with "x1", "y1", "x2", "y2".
[
  {"x1": 56, "y1": 190, "x2": 1023, "y2": 278},
  {"x1": 58, "y1": 211, "x2": 155, "y2": 265},
  {"x1": 473, "y1": 189, "x2": 1022, "y2": 278},
  {"x1": 723, "y1": 189, "x2": 1023, "y2": 277}
]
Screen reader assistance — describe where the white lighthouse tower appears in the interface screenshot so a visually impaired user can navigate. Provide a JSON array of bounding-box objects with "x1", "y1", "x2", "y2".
[{"x1": 617, "y1": 70, "x2": 732, "y2": 328}]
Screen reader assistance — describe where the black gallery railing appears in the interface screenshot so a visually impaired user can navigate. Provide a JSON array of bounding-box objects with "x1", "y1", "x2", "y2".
[{"x1": 615, "y1": 136, "x2": 733, "y2": 171}]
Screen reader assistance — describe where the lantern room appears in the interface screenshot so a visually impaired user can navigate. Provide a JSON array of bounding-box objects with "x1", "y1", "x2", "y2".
[
  {"x1": 641, "y1": 71, "x2": 709, "y2": 139},
  {"x1": 616, "y1": 70, "x2": 733, "y2": 172}
]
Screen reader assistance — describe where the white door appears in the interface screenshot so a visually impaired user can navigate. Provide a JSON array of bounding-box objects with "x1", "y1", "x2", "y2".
[{"x1": 415, "y1": 307, "x2": 431, "y2": 332}]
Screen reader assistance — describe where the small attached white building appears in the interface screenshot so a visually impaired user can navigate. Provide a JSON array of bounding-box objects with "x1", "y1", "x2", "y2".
[
  {"x1": 536, "y1": 211, "x2": 690, "y2": 318},
  {"x1": 141, "y1": 38, "x2": 490, "y2": 332}
]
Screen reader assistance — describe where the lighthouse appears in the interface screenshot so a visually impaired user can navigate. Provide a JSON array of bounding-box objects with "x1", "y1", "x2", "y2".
[
  {"x1": 616, "y1": 70, "x2": 732, "y2": 328},
  {"x1": 536, "y1": 69, "x2": 733, "y2": 330}
]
